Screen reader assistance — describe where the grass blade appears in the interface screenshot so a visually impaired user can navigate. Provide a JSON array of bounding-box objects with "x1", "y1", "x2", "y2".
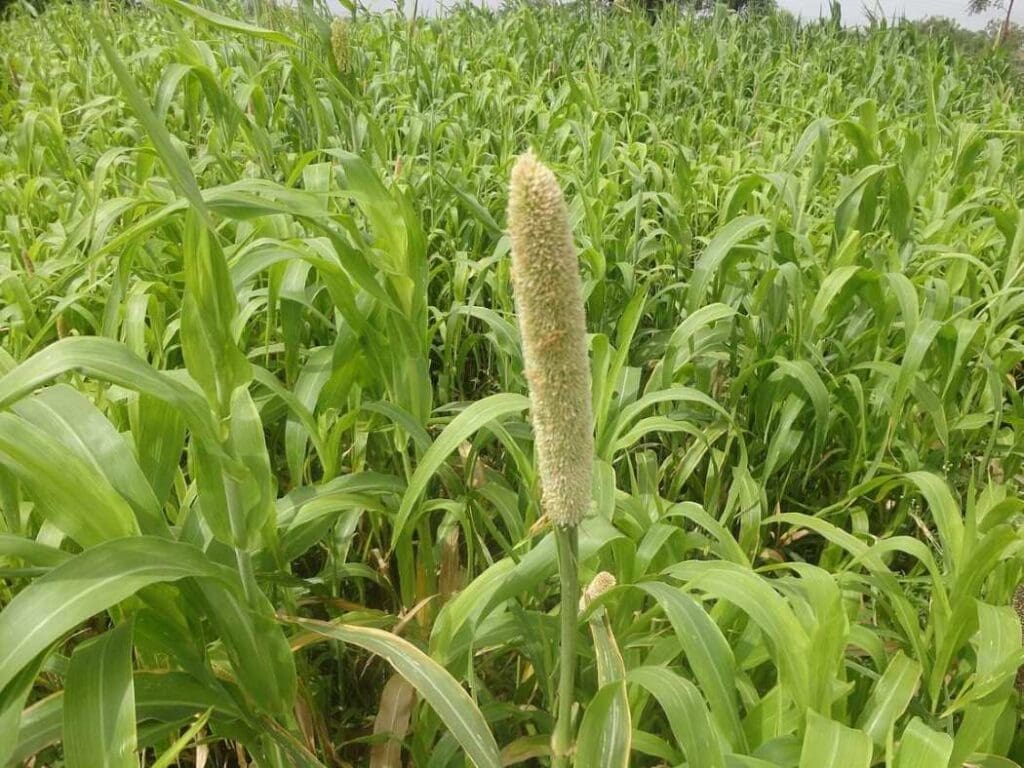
[
  {"x1": 63, "y1": 621, "x2": 137, "y2": 768},
  {"x1": 287, "y1": 617, "x2": 502, "y2": 768}
]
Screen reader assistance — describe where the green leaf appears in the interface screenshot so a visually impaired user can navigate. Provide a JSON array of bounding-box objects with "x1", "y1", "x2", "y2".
[
  {"x1": 190, "y1": 579, "x2": 297, "y2": 718},
  {"x1": 149, "y1": 709, "x2": 211, "y2": 768},
  {"x1": 0, "y1": 411, "x2": 140, "y2": 547},
  {"x1": 600, "y1": 385, "x2": 728, "y2": 459},
  {"x1": 808, "y1": 266, "x2": 865, "y2": 333},
  {"x1": 687, "y1": 215, "x2": 769, "y2": 313},
  {"x1": 893, "y1": 718, "x2": 953, "y2": 768},
  {"x1": 181, "y1": 211, "x2": 251, "y2": 415},
  {"x1": 12, "y1": 671, "x2": 245, "y2": 765},
  {"x1": 132, "y1": 394, "x2": 186, "y2": 510},
  {"x1": 771, "y1": 358, "x2": 830, "y2": 453},
  {"x1": 665, "y1": 561, "x2": 811, "y2": 712},
  {"x1": 635, "y1": 582, "x2": 745, "y2": 750},
  {"x1": 575, "y1": 681, "x2": 631, "y2": 768},
  {"x1": 628, "y1": 667, "x2": 726, "y2": 768},
  {"x1": 898, "y1": 472, "x2": 965, "y2": 576},
  {"x1": 287, "y1": 618, "x2": 502, "y2": 768},
  {"x1": 228, "y1": 385, "x2": 275, "y2": 548},
  {"x1": 798, "y1": 710, "x2": 871, "y2": 768},
  {"x1": 391, "y1": 393, "x2": 530, "y2": 546},
  {"x1": 0, "y1": 651, "x2": 51, "y2": 766},
  {"x1": 13, "y1": 386, "x2": 166, "y2": 536},
  {"x1": 90, "y1": 18, "x2": 210, "y2": 225},
  {"x1": 63, "y1": 621, "x2": 137, "y2": 768},
  {"x1": 438, "y1": 174, "x2": 502, "y2": 235},
  {"x1": 854, "y1": 651, "x2": 921, "y2": 747},
  {"x1": 154, "y1": 0, "x2": 296, "y2": 45},
  {"x1": 587, "y1": 601, "x2": 626, "y2": 687},
  {"x1": 0, "y1": 535, "x2": 69, "y2": 567},
  {"x1": 0, "y1": 337, "x2": 221, "y2": 450},
  {"x1": 0, "y1": 537, "x2": 233, "y2": 695}
]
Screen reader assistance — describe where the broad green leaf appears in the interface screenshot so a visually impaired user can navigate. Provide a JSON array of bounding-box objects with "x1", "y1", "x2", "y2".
[
  {"x1": 0, "y1": 651, "x2": 50, "y2": 766},
  {"x1": 898, "y1": 472, "x2": 965, "y2": 575},
  {"x1": 974, "y1": 602, "x2": 1022, "y2": 690},
  {"x1": 628, "y1": 666, "x2": 726, "y2": 768},
  {"x1": 855, "y1": 651, "x2": 920, "y2": 746},
  {"x1": 575, "y1": 681, "x2": 631, "y2": 768},
  {"x1": 635, "y1": 582, "x2": 745, "y2": 750},
  {"x1": 0, "y1": 412, "x2": 140, "y2": 546},
  {"x1": 0, "y1": 535, "x2": 69, "y2": 567},
  {"x1": 0, "y1": 338, "x2": 221, "y2": 449},
  {"x1": 132, "y1": 394, "x2": 186, "y2": 510},
  {"x1": 771, "y1": 358, "x2": 829, "y2": 452},
  {"x1": 63, "y1": 621, "x2": 137, "y2": 768},
  {"x1": 228, "y1": 385, "x2": 275, "y2": 548},
  {"x1": 90, "y1": 19, "x2": 209, "y2": 225},
  {"x1": 687, "y1": 215, "x2": 769, "y2": 313},
  {"x1": 808, "y1": 266, "x2": 865, "y2": 333},
  {"x1": 600, "y1": 385, "x2": 727, "y2": 459},
  {"x1": 798, "y1": 711, "x2": 871, "y2": 768},
  {"x1": 391, "y1": 393, "x2": 530, "y2": 546},
  {"x1": 190, "y1": 578, "x2": 297, "y2": 718},
  {"x1": 0, "y1": 537, "x2": 233, "y2": 695},
  {"x1": 893, "y1": 718, "x2": 953, "y2": 768},
  {"x1": 288, "y1": 618, "x2": 502, "y2": 768},
  {"x1": 154, "y1": 0, "x2": 296, "y2": 45},
  {"x1": 439, "y1": 173, "x2": 502, "y2": 235},
  {"x1": 587, "y1": 600, "x2": 626, "y2": 686},
  {"x1": 430, "y1": 516, "x2": 622, "y2": 665},
  {"x1": 181, "y1": 212, "x2": 251, "y2": 415},
  {"x1": 14, "y1": 386, "x2": 166, "y2": 536},
  {"x1": 12, "y1": 671, "x2": 246, "y2": 765},
  {"x1": 666, "y1": 561, "x2": 811, "y2": 712}
]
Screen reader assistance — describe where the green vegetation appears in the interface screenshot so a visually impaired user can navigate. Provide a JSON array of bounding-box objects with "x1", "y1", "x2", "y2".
[{"x1": 1, "y1": 0, "x2": 1024, "y2": 765}]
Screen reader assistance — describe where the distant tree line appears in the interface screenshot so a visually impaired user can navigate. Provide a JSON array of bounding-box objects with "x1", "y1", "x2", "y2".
[{"x1": 620, "y1": 0, "x2": 774, "y2": 13}]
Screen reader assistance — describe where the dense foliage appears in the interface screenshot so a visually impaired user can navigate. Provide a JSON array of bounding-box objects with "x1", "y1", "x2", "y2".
[{"x1": 1, "y1": 1, "x2": 1024, "y2": 765}]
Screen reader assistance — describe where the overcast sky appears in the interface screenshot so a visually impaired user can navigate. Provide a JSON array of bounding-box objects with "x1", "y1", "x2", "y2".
[
  {"x1": 781, "y1": 0, "x2": 1022, "y2": 30},
  {"x1": 350, "y1": 0, "x2": 1023, "y2": 29}
]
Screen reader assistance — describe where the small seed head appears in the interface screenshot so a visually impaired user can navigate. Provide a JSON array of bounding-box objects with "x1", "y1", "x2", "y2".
[
  {"x1": 1015, "y1": 584, "x2": 1024, "y2": 692},
  {"x1": 331, "y1": 18, "x2": 350, "y2": 74},
  {"x1": 580, "y1": 571, "x2": 617, "y2": 610}
]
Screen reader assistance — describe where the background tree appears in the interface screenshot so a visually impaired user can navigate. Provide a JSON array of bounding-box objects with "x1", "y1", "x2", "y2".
[{"x1": 969, "y1": 0, "x2": 1017, "y2": 44}]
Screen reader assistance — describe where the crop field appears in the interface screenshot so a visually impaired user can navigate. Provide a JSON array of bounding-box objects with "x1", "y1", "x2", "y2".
[{"x1": 1, "y1": 0, "x2": 1024, "y2": 765}]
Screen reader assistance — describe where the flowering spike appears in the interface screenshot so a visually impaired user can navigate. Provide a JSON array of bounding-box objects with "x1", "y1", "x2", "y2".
[
  {"x1": 507, "y1": 151, "x2": 593, "y2": 528},
  {"x1": 330, "y1": 18, "x2": 350, "y2": 75}
]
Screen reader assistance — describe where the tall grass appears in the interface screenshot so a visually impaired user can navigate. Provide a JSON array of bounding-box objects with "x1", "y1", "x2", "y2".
[{"x1": 1, "y1": 0, "x2": 1023, "y2": 765}]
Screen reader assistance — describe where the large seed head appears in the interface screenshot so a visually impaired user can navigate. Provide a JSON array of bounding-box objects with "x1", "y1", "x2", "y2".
[{"x1": 507, "y1": 151, "x2": 593, "y2": 528}]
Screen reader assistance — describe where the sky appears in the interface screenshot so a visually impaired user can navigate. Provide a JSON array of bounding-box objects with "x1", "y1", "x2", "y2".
[
  {"x1": 348, "y1": 0, "x2": 1024, "y2": 29},
  {"x1": 781, "y1": 0, "x2": 1023, "y2": 30}
]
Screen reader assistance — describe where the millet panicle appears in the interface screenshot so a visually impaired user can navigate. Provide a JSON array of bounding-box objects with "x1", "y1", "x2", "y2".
[{"x1": 507, "y1": 151, "x2": 593, "y2": 528}]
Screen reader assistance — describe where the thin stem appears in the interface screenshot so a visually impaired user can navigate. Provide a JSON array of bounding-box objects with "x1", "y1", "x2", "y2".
[{"x1": 551, "y1": 524, "x2": 579, "y2": 768}]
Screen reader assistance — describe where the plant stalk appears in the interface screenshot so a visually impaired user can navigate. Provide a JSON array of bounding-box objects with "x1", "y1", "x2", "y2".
[{"x1": 551, "y1": 524, "x2": 579, "y2": 767}]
